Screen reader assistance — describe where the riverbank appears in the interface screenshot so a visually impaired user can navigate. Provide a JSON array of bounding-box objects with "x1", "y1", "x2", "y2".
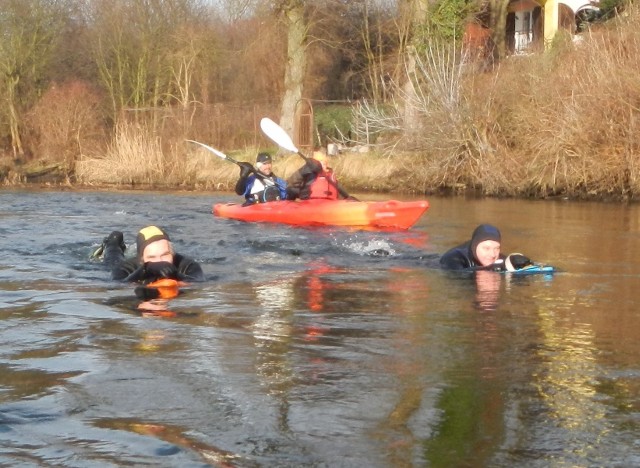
[
  {"x1": 4, "y1": 8, "x2": 640, "y2": 203},
  {"x1": 2, "y1": 149, "x2": 637, "y2": 202}
]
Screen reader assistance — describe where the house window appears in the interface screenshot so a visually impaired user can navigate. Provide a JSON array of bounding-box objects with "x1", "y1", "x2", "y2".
[{"x1": 515, "y1": 10, "x2": 533, "y2": 53}]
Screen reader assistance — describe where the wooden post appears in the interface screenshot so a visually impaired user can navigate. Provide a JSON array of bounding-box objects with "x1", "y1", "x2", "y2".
[{"x1": 294, "y1": 98, "x2": 314, "y2": 154}]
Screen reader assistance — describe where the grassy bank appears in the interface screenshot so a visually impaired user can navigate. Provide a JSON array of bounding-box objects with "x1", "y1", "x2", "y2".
[
  {"x1": 3, "y1": 133, "x2": 637, "y2": 201},
  {"x1": 0, "y1": 142, "x2": 450, "y2": 196},
  {"x1": 74, "y1": 136, "x2": 435, "y2": 195}
]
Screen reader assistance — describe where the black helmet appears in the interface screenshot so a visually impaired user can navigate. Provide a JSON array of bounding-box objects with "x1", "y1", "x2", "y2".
[{"x1": 256, "y1": 153, "x2": 272, "y2": 164}]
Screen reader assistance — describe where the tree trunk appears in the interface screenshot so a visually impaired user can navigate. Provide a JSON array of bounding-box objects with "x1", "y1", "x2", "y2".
[
  {"x1": 6, "y1": 75, "x2": 24, "y2": 157},
  {"x1": 402, "y1": 0, "x2": 429, "y2": 146},
  {"x1": 279, "y1": 0, "x2": 307, "y2": 137},
  {"x1": 489, "y1": 0, "x2": 510, "y2": 62}
]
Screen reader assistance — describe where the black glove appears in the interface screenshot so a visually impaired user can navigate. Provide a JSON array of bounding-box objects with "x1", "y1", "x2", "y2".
[
  {"x1": 505, "y1": 253, "x2": 533, "y2": 271},
  {"x1": 92, "y1": 230, "x2": 126, "y2": 259},
  {"x1": 286, "y1": 186, "x2": 300, "y2": 200},
  {"x1": 238, "y1": 162, "x2": 253, "y2": 179},
  {"x1": 304, "y1": 159, "x2": 322, "y2": 175},
  {"x1": 135, "y1": 279, "x2": 180, "y2": 300},
  {"x1": 484, "y1": 259, "x2": 505, "y2": 272},
  {"x1": 143, "y1": 261, "x2": 178, "y2": 282},
  {"x1": 106, "y1": 231, "x2": 126, "y2": 253},
  {"x1": 135, "y1": 285, "x2": 160, "y2": 301},
  {"x1": 122, "y1": 265, "x2": 146, "y2": 282}
]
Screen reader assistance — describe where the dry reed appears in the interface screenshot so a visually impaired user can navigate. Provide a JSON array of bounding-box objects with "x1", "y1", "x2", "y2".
[{"x1": 76, "y1": 123, "x2": 168, "y2": 186}]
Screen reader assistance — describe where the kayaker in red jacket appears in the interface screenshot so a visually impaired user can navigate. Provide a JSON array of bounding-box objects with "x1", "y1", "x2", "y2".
[
  {"x1": 439, "y1": 224, "x2": 533, "y2": 271},
  {"x1": 93, "y1": 225, "x2": 204, "y2": 299},
  {"x1": 286, "y1": 151, "x2": 351, "y2": 200},
  {"x1": 235, "y1": 152, "x2": 287, "y2": 206}
]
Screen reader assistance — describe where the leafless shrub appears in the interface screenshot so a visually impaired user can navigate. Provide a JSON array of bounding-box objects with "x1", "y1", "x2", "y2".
[
  {"x1": 25, "y1": 81, "x2": 106, "y2": 176},
  {"x1": 352, "y1": 41, "x2": 507, "y2": 193},
  {"x1": 350, "y1": 98, "x2": 404, "y2": 148}
]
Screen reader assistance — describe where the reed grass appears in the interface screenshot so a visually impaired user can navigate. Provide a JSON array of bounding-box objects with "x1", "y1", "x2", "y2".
[{"x1": 76, "y1": 123, "x2": 167, "y2": 185}]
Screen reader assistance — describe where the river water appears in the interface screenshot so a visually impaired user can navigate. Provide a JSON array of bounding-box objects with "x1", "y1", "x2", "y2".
[{"x1": 0, "y1": 189, "x2": 639, "y2": 467}]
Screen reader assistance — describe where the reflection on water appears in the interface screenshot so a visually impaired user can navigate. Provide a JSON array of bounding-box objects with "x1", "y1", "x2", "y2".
[
  {"x1": 95, "y1": 418, "x2": 248, "y2": 467},
  {"x1": 474, "y1": 270, "x2": 502, "y2": 312},
  {"x1": 1, "y1": 190, "x2": 640, "y2": 466}
]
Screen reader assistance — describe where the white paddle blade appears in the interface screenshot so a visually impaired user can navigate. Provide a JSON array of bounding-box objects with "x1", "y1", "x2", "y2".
[
  {"x1": 259, "y1": 118, "x2": 299, "y2": 153},
  {"x1": 186, "y1": 139, "x2": 228, "y2": 160}
]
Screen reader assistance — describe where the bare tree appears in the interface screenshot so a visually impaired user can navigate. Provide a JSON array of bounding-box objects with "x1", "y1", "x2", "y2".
[
  {"x1": 399, "y1": 0, "x2": 429, "y2": 141},
  {"x1": 361, "y1": 0, "x2": 384, "y2": 101},
  {"x1": 0, "y1": 0, "x2": 67, "y2": 156},
  {"x1": 163, "y1": 19, "x2": 221, "y2": 134},
  {"x1": 216, "y1": 0, "x2": 261, "y2": 22},
  {"x1": 488, "y1": 0, "x2": 509, "y2": 61},
  {"x1": 357, "y1": 0, "x2": 402, "y2": 102},
  {"x1": 87, "y1": 0, "x2": 209, "y2": 124},
  {"x1": 303, "y1": 0, "x2": 392, "y2": 101},
  {"x1": 276, "y1": 0, "x2": 307, "y2": 135}
]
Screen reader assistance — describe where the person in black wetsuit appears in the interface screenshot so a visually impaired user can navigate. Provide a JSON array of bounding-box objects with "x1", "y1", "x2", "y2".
[
  {"x1": 439, "y1": 224, "x2": 533, "y2": 272},
  {"x1": 95, "y1": 225, "x2": 204, "y2": 299}
]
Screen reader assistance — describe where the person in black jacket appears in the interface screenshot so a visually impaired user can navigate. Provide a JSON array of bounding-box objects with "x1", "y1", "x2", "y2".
[
  {"x1": 234, "y1": 152, "x2": 287, "y2": 206},
  {"x1": 286, "y1": 151, "x2": 351, "y2": 201},
  {"x1": 94, "y1": 226, "x2": 204, "y2": 298},
  {"x1": 439, "y1": 224, "x2": 533, "y2": 271}
]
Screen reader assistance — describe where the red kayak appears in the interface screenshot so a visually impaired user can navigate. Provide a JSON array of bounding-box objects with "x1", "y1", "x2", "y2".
[{"x1": 213, "y1": 198, "x2": 429, "y2": 230}]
